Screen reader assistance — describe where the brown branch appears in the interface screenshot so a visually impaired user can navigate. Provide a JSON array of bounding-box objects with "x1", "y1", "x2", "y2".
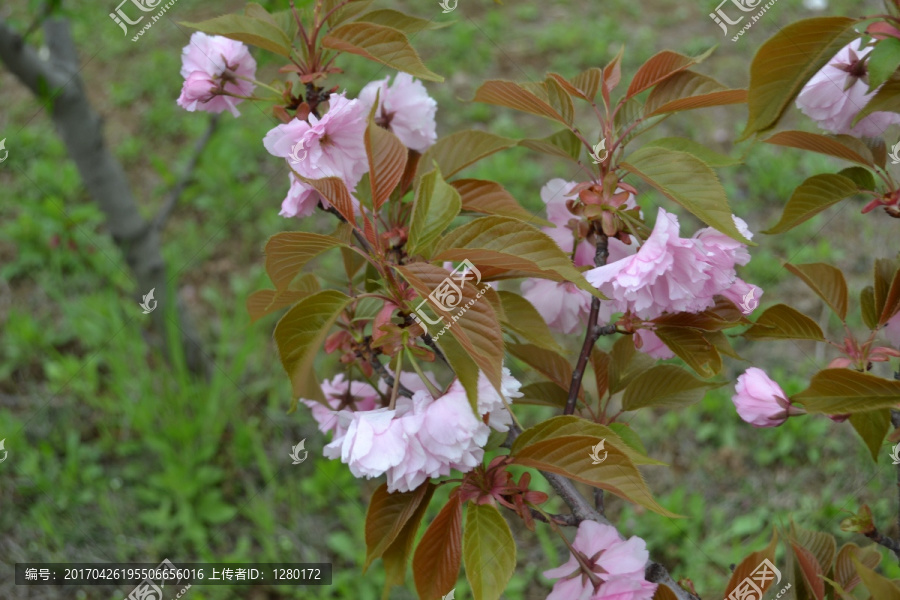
[
  {"x1": 400, "y1": 313, "x2": 449, "y2": 366},
  {"x1": 322, "y1": 205, "x2": 374, "y2": 254},
  {"x1": 564, "y1": 235, "x2": 610, "y2": 415},
  {"x1": 154, "y1": 114, "x2": 221, "y2": 230},
  {"x1": 865, "y1": 528, "x2": 900, "y2": 563},
  {"x1": 356, "y1": 337, "x2": 413, "y2": 399}
]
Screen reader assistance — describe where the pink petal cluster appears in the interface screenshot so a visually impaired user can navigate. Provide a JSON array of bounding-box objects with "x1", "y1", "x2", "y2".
[
  {"x1": 586, "y1": 208, "x2": 760, "y2": 322},
  {"x1": 263, "y1": 93, "x2": 368, "y2": 218},
  {"x1": 521, "y1": 180, "x2": 637, "y2": 335},
  {"x1": 311, "y1": 370, "x2": 521, "y2": 492},
  {"x1": 177, "y1": 32, "x2": 257, "y2": 117},
  {"x1": 796, "y1": 39, "x2": 900, "y2": 137},
  {"x1": 732, "y1": 367, "x2": 799, "y2": 428},
  {"x1": 543, "y1": 520, "x2": 656, "y2": 600},
  {"x1": 359, "y1": 73, "x2": 438, "y2": 152}
]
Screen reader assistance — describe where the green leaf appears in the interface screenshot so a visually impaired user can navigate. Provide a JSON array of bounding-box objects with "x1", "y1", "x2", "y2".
[
  {"x1": 838, "y1": 166, "x2": 876, "y2": 190},
  {"x1": 264, "y1": 233, "x2": 348, "y2": 290},
  {"x1": 607, "y1": 422, "x2": 649, "y2": 456},
  {"x1": 763, "y1": 131, "x2": 874, "y2": 167},
  {"x1": 861, "y1": 286, "x2": 878, "y2": 330},
  {"x1": 365, "y1": 482, "x2": 433, "y2": 569},
  {"x1": 180, "y1": 9, "x2": 293, "y2": 57},
  {"x1": 451, "y1": 179, "x2": 551, "y2": 226},
  {"x1": 407, "y1": 168, "x2": 461, "y2": 257},
  {"x1": 437, "y1": 330, "x2": 484, "y2": 413},
  {"x1": 381, "y1": 483, "x2": 435, "y2": 596},
  {"x1": 510, "y1": 415, "x2": 664, "y2": 467},
  {"x1": 433, "y1": 216, "x2": 605, "y2": 298},
  {"x1": 497, "y1": 291, "x2": 564, "y2": 352},
  {"x1": 868, "y1": 38, "x2": 900, "y2": 91},
  {"x1": 507, "y1": 343, "x2": 580, "y2": 399},
  {"x1": 652, "y1": 326, "x2": 723, "y2": 378},
  {"x1": 642, "y1": 137, "x2": 741, "y2": 167},
  {"x1": 785, "y1": 263, "x2": 849, "y2": 321},
  {"x1": 519, "y1": 128, "x2": 583, "y2": 162},
  {"x1": 516, "y1": 382, "x2": 570, "y2": 408},
  {"x1": 644, "y1": 71, "x2": 746, "y2": 117},
  {"x1": 274, "y1": 290, "x2": 352, "y2": 403},
  {"x1": 511, "y1": 434, "x2": 677, "y2": 517},
  {"x1": 622, "y1": 365, "x2": 722, "y2": 411},
  {"x1": 764, "y1": 173, "x2": 861, "y2": 234},
  {"x1": 741, "y1": 17, "x2": 860, "y2": 138},
  {"x1": 246, "y1": 288, "x2": 314, "y2": 323},
  {"x1": 357, "y1": 9, "x2": 452, "y2": 34},
  {"x1": 621, "y1": 146, "x2": 750, "y2": 243},
  {"x1": 608, "y1": 335, "x2": 656, "y2": 394},
  {"x1": 472, "y1": 79, "x2": 571, "y2": 125},
  {"x1": 742, "y1": 304, "x2": 826, "y2": 341},
  {"x1": 852, "y1": 555, "x2": 900, "y2": 600},
  {"x1": 463, "y1": 504, "x2": 516, "y2": 600},
  {"x1": 322, "y1": 22, "x2": 443, "y2": 82},
  {"x1": 793, "y1": 369, "x2": 900, "y2": 414},
  {"x1": 416, "y1": 130, "x2": 516, "y2": 181},
  {"x1": 413, "y1": 492, "x2": 463, "y2": 600},
  {"x1": 849, "y1": 409, "x2": 890, "y2": 462}
]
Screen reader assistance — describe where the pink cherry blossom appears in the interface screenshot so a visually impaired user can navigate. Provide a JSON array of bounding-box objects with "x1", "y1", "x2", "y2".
[
  {"x1": 443, "y1": 367, "x2": 523, "y2": 432},
  {"x1": 796, "y1": 38, "x2": 900, "y2": 137},
  {"x1": 359, "y1": 73, "x2": 438, "y2": 152},
  {"x1": 543, "y1": 520, "x2": 656, "y2": 600},
  {"x1": 300, "y1": 374, "x2": 379, "y2": 436},
  {"x1": 885, "y1": 312, "x2": 900, "y2": 348},
  {"x1": 732, "y1": 368, "x2": 801, "y2": 428},
  {"x1": 634, "y1": 329, "x2": 674, "y2": 360},
  {"x1": 177, "y1": 32, "x2": 256, "y2": 117},
  {"x1": 522, "y1": 279, "x2": 593, "y2": 335},
  {"x1": 331, "y1": 407, "x2": 410, "y2": 480},
  {"x1": 264, "y1": 93, "x2": 368, "y2": 217}
]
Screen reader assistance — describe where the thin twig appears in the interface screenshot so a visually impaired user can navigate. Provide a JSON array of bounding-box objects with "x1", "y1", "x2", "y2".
[
  {"x1": 153, "y1": 114, "x2": 221, "y2": 230},
  {"x1": 356, "y1": 337, "x2": 413, "y2": 399},
  {"x1": 322, "y1": 205, "x2": 374, "y2": 254},
  {"x1": 865, "y1": 528, "x2": 900, "y2": 563},
  {"x1": 401, "y1": 312, "x2": 449, "y2": 366}
]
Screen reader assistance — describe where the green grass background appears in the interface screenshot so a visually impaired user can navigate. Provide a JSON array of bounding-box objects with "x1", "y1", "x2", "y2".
[{"x1": 2, "y1": 0, "x2": 900, "y2": 598}]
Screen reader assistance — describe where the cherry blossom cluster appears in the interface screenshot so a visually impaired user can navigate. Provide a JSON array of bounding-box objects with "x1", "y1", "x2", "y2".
[{"x1": 300, "y1": 370, "x2": 522, "y2": 493}]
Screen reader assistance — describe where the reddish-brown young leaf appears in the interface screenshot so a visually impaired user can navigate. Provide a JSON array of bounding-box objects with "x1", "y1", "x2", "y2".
[
  {"x1": 609, "y1": 335, "x2": 656, "y2": 394},
  {"x1": 246, "y1": 289, "x2": 314, "y2": 323},
  {"x1": 451, "y1": 179, "x2": 550, "y2": 226},
  {"x1": 793, "y1": 369, "x2": 900, "y2": 414},
  {"x1": 571, "y1": 67, "x2": 603, "y2": 101},
  {"x1": 322, "y1": 22, "x2": 443, "y2": 82},
  {"x1": 395, "y1": 262, "x2": 504, "y2": 392},
  {"x1": 792, "y1": 542, "x2": 826, "y2": 600},
  {"x1": 516, "y1": 382, "x2": 570, "y2": 409},
  {"x1": 413, "y1": 491, "x2": 463, "y2": 600},
  {"x1": 365, "y1": 482, "x2": 433, "y2": 570},
  {"x1": 415, "y1": 130, "x2": 516, "y2": 182},
  {"x1": 292, "y1": 173, "x2": 357, "y2": 224},
  {"x1": 790, "y1": 522, "x2": 837, "y2": 581},
  {"x1": 722, "y1": 532, "x2": 779, "y2": 599},
  {"x1": 590, "y1": 349, "x2": 610, "y2": 400},
  {"x1": 472, "y1": 80, "x2": 570, "y2": 125},
  {"x1": 764, "y1": 131, "x2": 874, "y2": 167},
  {"x1": 877, "y1": 260, "x2": 900, "y2": 324},
  {"x1": 874, "y1": 258, "x2": 900, "y2": 320},
  {"x1": 742, "y1": 304, "x2": 826, "y2": 341},
  {"x1": 381, "y1": 483, "x2": 436, "y2": 596},
  {"x1": 653, "y1": 326, "x2": 723, "y2": 378},
  {"x1": 652, "y1": 585, "x2": 680, "y2": 600},
  {"x1": 626, "y1": 50, "x2": 698, "y2": 98},
  {"x1": 264, "y1": 232, "x2": 348, "y2": 290},
  {"x1": 644, "y1": 71, "x2": 746, "y2": 117},
  {"x1": 785, "y1": 263, "x2": 849, "y2": 322},
  {"x1": 507, "y1": 343, "x2": 582, "y2": 399},
  {"x1": 365, "y1": 116, "x2": 407, "y2": 209},
  {"x1": 834, "y1": 543, "x2": 881, "y2": 593},
  {"x1": 603, "y1": 46, "x2": 624, "y2": 98}
]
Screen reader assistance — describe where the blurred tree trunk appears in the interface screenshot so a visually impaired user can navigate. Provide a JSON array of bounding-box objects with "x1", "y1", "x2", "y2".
[{"x1": 0, "y1": 16, "x2": 210, "y2": 377}]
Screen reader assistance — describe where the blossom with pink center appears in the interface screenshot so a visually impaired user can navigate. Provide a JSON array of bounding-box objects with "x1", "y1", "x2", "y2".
[
  {"x1": 796, "y1": 38, "x2": 900, "y2": 137},
  {"x1": 264, "y1": 93, "x2": 368, "y2": 217},
  {"x1": 732, "y1": 368, "x2": 802, "y2": 428},
  {"x1": 177, "y1": 32, "x2": 257, "y2": 117},
  {"x1": 359, "y1": 73, "x2": 438, "y2": 152},
  {"x1": 543, "y1": 520, "x2": 656, "y2": 600}
]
